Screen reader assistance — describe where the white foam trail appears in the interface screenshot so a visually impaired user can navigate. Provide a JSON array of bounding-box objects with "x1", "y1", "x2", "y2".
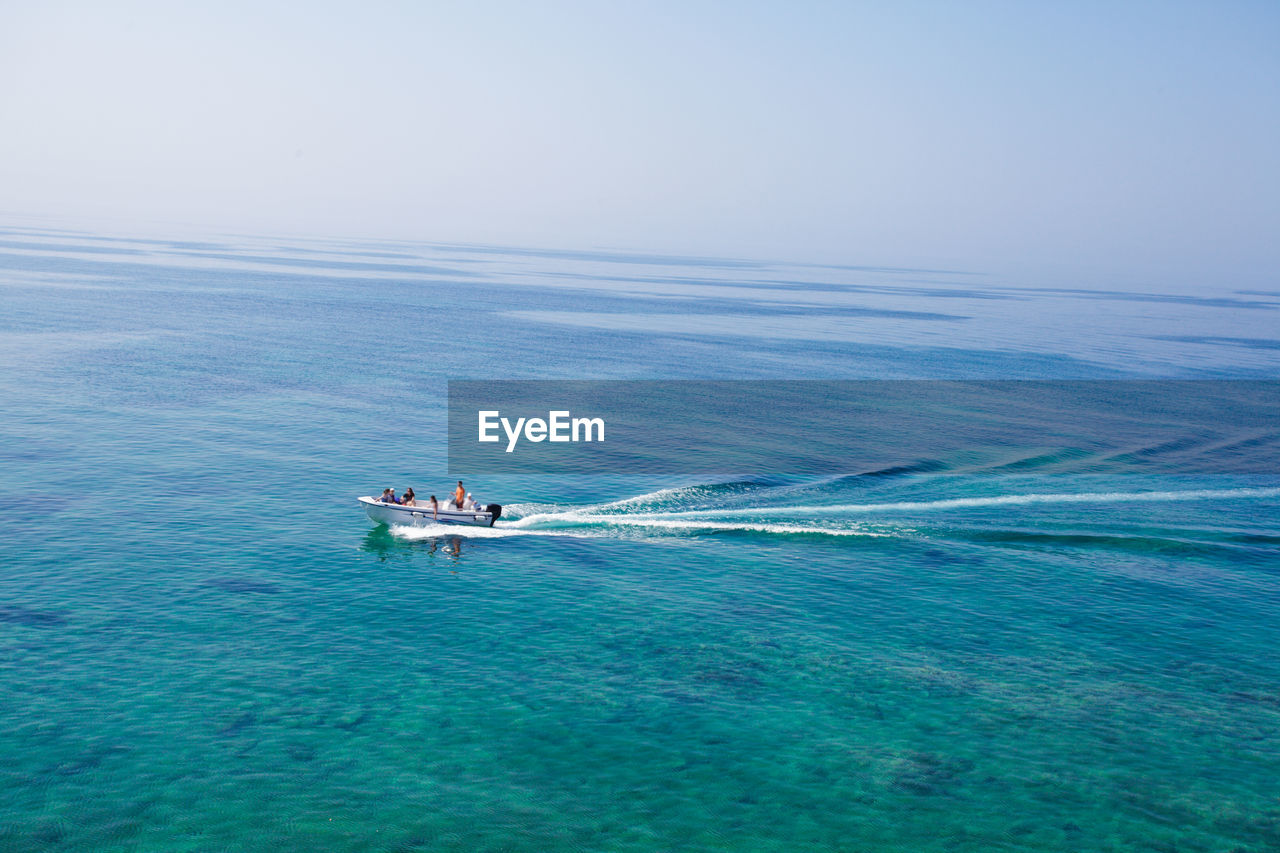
[
  {"x1": 538, "y1": 516, "x2": 882, "y2": 536},
  {"x1": 640, "y1": 487, "x2": 1280, "y2": 518},
  {"x1": 390, "y1": 486, "x2": 1279, "y2": 542},
  {"x1": 392, "y1": 515, "x2": 882, "y2": 540}
]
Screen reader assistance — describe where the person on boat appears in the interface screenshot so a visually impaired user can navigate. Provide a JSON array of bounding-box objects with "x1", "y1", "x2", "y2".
[
  {"x1": 429, "y1": 495, "x2": 438, "y2": 519},
  {"x1": 454, "y1": 481, "x2": 465, "y2": 509},
  {"x1": 463, "y1": 492, "x2": 475, "y2": 510},
  {"x1": 402, "y1": 488, "x2": 416, "y2": 507},
  {"x1": 379, "y1": 488, "x2": 398, "y2": 504}
]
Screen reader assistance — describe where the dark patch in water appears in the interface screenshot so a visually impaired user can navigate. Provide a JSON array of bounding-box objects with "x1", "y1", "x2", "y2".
[
  {"x1": 960, "y1": 529, "x2": 1236, "y2": 557},
  {"x1": 205, "y1": 578, "x2": 281, "y2": 594},
  {"x1": 988, "y1": 447, "x2": 1095, "y2": 472},
  {"x1": 0, "y1": 605, "x2": 68, "y2": 627},
  {"x1": 891, "y1": 752, "x2": 975, "y2": 797},
  {"x1": 726, "y1": 602, "x2": 798, "y2": 620},
  {"x1": 334, "y1": 709, "x2": 371, "y2": 731},
  {"x1": 1014, "y1": 288, "x2": 1278, "y2": 310},
  {"x1": 660, "y1": 689, "x2": 709, "y2": 705},
  {"x1": 1226, "y1": 533, "x2": 1280, "y2": 546},
  {"x1": 218, "y1": 712, "x2": 256, "y2": 736},
  {"x1": 695, "y1": 667, "x2": 765, "y2": 688},
  {"x1": 1108, "y1": 435, "x2": 1209, "y2": 463},
  {"x1": 0, "y1": 239, "x2": 149, "y2": 256},
  {"x1": 539, "y1": 270, "x2": 999, "y2": 300},
  {"x1": 919, "y1": 547, "x2": 985, "y2": 568},
  {"x1": 843, "y1": 459, "x2": 951, "y2": 480},
  {"x1": 175, "y1": 250, "x2": 475, "y2": 278},
  {"x1": 439, "y1": 243, "x2": 771, "y2": 269},
  {"x1": 0, "y1": 446, "x2": 59, "y2": 463},
  {"x1": 1228, "y1": 691, "x2": 1280, "y2": 709},
  {"x1": 31, "y1": 821, "x2": 65, "y2": 845},
  {"x1": 816, "y1": 262, "x2": 980, "y2": 276},
  {"x1": 1150, "y1": 335, "x2": 1280, "y2": 351},
  {"x1": 44, "y1": 743, "x2": 132, "y2": 777},
  {"x1": 276, "y1": 245, "x2": 419, "y2": 261}
]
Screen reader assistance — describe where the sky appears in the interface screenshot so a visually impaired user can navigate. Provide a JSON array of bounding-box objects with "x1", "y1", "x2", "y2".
[{"x1": 2, "y1": 1, "x2": 1277, "y2": 283}]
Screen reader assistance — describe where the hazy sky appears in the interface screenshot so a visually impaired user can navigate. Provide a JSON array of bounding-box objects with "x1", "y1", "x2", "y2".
[{"x1": 2, "y1": 1, "x2": 1277, "y2": 281}]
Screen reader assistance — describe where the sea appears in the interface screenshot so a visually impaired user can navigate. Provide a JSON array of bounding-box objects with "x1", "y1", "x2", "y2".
[{"x1": 1, "y1": 222, "x2": 1278, "y2": 851}]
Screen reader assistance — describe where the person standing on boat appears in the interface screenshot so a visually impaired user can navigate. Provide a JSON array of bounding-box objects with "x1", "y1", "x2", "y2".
[
  {"x1": 454, "y1": 481, "x2": 465, "y2": 509},
  {"x1": 429, "y1": 495, "x2": 438, "y2": 519}
]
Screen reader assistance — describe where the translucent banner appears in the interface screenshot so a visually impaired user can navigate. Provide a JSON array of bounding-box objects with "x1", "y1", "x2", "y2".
[{"x1": 447, "y1": 380, "x2": 1280, "y2": 476}]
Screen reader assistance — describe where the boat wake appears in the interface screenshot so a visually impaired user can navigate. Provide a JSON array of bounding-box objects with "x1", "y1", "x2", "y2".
[
  {"x1": 651, "y1": 486, "x2": 1280, "y2": 517},
  {"x1": 387, "y1": 483, "x2": 1280, "y2": 544}
]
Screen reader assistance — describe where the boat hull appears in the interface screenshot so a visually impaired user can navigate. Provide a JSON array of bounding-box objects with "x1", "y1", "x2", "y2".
[{"x1": 359, "y1": 497, "x2": 498, "y2": 527}]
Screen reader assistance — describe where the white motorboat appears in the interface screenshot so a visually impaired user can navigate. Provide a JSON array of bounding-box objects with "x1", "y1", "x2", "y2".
[{"x1": 358, "y1": 496, "x2": 502, "y2": 527}]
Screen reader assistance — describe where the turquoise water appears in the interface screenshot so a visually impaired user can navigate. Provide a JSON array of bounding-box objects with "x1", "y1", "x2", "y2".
[{"x1": 2, "y1": 225, "x2": 1279, "y2": 851}]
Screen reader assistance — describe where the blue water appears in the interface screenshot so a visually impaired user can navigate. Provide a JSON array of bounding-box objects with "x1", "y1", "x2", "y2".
[{"x1": 1, "y1": 223, "x2": 1279, "y2": 851}]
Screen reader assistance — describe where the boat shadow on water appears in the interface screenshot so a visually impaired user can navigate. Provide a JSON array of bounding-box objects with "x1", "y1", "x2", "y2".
[{"x1": 360, "y1": 525, "x2": 467, "y2": 564}]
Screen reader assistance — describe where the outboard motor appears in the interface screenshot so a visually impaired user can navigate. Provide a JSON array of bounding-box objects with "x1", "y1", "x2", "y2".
[{"x1": 486, "y1": 504, "x2": 502, "y2": 526}]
